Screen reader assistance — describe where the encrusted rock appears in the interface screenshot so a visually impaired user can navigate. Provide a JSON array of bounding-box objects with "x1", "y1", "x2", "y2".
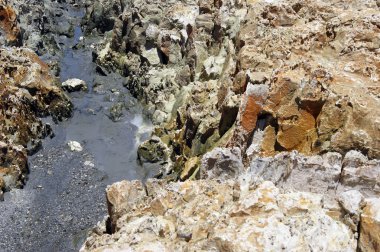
[
  {"x1": 0, "y1": 0, "x2": 22, "y2": 46},
  {"x1": 61, "y1": 78, "x2": 88, "y2": 92},
  {"x1": 200, "y1": 147, "x2": 244, "y2": 180},
  {"x1": 359, "y1": 198, "x2": 380, "y2": 252},
  {"x1": 81, "y1": 179, "x2": 356, "y2": 251},
  {"x1": 0, "y1": 47, "x2": 72, "y2": 194}
]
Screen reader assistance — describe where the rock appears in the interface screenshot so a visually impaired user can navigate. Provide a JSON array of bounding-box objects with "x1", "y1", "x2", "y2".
[
  {"x1": 179, "y1": 156, "x2": 200, "y2": 181},
  {"x1": 61, "y1": 78, "x2": 88, "y2": 92},
  {"x1": 105, "y1": 180, "x2": 146, "y2": 233},
  {"x1": 68, "y1": 141, "x2": 83, "y2": 152},
  {"x1": 0, "y1": 47, "x2": 72, "y2": 193},
  {"x1": 0, "y1": 0, "x2": 22, "y2": 46},
  {"x1": 359, "y1": 198, "x2": 380, "y2": 252},
  {"x1": 81, "y1": 179, "x2": 356, "y2": 251},
  {"x1": 108, "y1": 102, "x2": 125, "y2": 122},
  {"x1": 200, "y1": 147, "x2": 244, "y2": 180},
  {"x1": 338, "y1": 190, "x2": 364, "y2": 217},
  {"x1": 338, "y1": 190, "x2": 364, "y2": 232},
  {"x1": 137, "y1": 137, "x2": 172, "y2": 175},
  {"x1": 247, "y1": 149, "x2": 380, "y2": 199},
  {"x1": 340, "y1": 153, "x2": 380, "y2": 196}
]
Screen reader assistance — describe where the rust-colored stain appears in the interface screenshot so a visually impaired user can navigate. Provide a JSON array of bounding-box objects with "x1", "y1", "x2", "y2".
[{"x1": 0, "y1": 1, "x2": 21, "y2": 44}]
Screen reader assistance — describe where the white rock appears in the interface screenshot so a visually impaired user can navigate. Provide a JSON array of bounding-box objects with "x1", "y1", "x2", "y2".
[
  {"x1": 68, "y1": 141, "x2": 83, "y2": 152},
  {"x1": 62, "y1": 78, "x2": 87, "y2": 92},
  {"x1": 338, "y1": 190, "x2": 364, "y2": 216},
  {"x1": 84, "y1": 161, "x2": 95, "y2": 167}
]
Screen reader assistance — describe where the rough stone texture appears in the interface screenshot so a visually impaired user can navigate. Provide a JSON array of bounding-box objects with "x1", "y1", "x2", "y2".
[
  {"x1": 0, "y1": 47, "x2": 72, "y2": 195},
  {"x1": 237, "y1": 0, "x2": 380, "y2": 158},
  {"x1": 248, "y1": 150, "x2": 380, "y2": 198},
  {"x1": 81, "y1": 0, "x2": 380, "y2": 250},
  {"x1": 200, "y1": 147, "x2": 244, "y2": 180},
  {"x1": 83, "y1": 0, "x2": 247, "y2": 179},
  {"x1": 85, "y1": 0, "x2": 380, "y2": 186},
  {"x1": 82, "y1": 179, "x2": 356, "y2": 252},
  {"x1": 62, "y1": 78, "x2": 88, "y2": 92},
  {"x1": 0, "y1": 0, "x2": 22, "y2": 46},
  {"x1": 359, "y1": 198, "x2": 380, "y2": 252}
]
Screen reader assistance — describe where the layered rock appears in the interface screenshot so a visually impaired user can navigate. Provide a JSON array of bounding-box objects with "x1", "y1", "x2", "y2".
[{"x1": 0, "y1": 47, "x2": 72, "y2": 197}]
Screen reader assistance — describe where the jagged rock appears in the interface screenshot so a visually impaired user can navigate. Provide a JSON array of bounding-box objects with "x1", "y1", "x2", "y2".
[
  {"x1": 0, "y1": 47, "x2": 72, "y2": 194},
  {"x1": 179, "y1": 156, "x2": 200, "y2": 181},
  {"x1": 340, "y1": 155, "x2": 380, "y2": 196},
  {"x1": 200, "y1": 147, "x2": 244, "y2": 180},
  {"x1": 338, "y1": 190, "x2": 364, "y2": 217},
  {"x1": 359, "y1": 198, "x2": 380, "y2": 252},
  {"x1": 247, "y1": 150, "x2": 380, "y2": 199},
  {"x1": 80, "y1": 2, "x2": 380, "y2": 251},
  {"x1": 0, "y1": 0, "x2": 22, "y2": 46},
  {"x1": 81, "y1": 179, "x2": 356, "y2": 251},
  {"x1": 61, "y1": 78, "x2": 88, "y2": 92}
]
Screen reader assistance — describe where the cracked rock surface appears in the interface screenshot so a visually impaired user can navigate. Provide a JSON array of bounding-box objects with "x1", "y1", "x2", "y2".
[
  {"x1": 81, "y1": 0, "x2": 380, "y2": 251},
  {"x1": 1, "y1": 0, "x2": 380, "y2": 251}
]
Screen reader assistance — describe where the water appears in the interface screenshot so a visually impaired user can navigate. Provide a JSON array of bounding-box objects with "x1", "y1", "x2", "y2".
[
  {"x1": 0, "y1": 6, "x2": 153, "y2": 252},
  {"x1": 56, "y1": 19, "x2": 152, "y2": 183}
]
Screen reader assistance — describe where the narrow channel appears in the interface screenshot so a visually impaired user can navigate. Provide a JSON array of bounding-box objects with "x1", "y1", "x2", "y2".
[{"x1": 0, "y1": 6, "x2": 152, "y2": 252}]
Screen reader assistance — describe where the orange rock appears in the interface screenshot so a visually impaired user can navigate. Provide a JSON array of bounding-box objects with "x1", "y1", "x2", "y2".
[
  {"x1": 240, "y1": 84, "x2": 268, "y2": 132},
  {"x1": 260, "y1": 125, "x2": 276, "y2": 156},
  {"x1": 277, "y1": 108, "x2": 317, "y2": 152},
  {"x1": 0, "y1": 0, "x2": 21, "y2": 46}
]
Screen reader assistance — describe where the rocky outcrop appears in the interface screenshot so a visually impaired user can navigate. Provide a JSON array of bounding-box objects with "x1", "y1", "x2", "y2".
[
  {"x1": 84, "y1": 0, "x2": 380, "y2": 182},
  {"x1": 81, "y1": 0, "x2": 380, "y2": 250},
  {"x1": 82, "y1": 179, "x2": 357, "y2": 251},
  {"x1": 0, "y1": 47, "x2": 72, "y2": 197}
]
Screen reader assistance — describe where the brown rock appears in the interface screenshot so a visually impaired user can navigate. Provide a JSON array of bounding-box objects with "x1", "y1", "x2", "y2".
[
  {"x1": 240, "y1": 84, "x2": 268, "y2": 132},
  {"x1": 359, "y1": 198, "x2": 380, "y2": 252},
  {"x1": 0, "y1": 47, "x2": 72, "y2": 193},
  {"x1": 0, "y1": 0, "x2": 21, "y2": 46}
]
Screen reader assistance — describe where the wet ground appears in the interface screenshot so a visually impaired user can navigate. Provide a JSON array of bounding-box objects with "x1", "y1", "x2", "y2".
[{"x1": 0, "y1": 6, "x2": 152, "y2": 252}]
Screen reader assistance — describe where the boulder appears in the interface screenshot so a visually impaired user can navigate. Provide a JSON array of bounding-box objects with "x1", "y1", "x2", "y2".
[{"x1": 62, "y1": 78, "x2": 88, "y2": 92}]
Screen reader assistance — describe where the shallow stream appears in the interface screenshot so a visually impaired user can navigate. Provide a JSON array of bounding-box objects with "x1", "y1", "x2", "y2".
[{"x1": 0, "y1": 6, "x2": 152, "y2": 252}]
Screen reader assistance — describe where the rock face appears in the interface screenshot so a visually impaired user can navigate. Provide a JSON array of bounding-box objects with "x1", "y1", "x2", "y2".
[
  {"x1": 0, "y1": 47, "x2": 72, "y2": 196},
  {"x1": 81, "y1": 0, "x2": 380, "y2": 250},
  {"x1": 82, "y1": 179, "x2": 356, "y2": 251},
  {"x1": 84, "y1": 0, "x2": 380, "y2": 183}
]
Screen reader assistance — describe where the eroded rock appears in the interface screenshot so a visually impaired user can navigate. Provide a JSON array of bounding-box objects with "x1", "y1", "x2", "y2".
[
  {"x1": 81, "y1": 179, "x2": 356, "y2": 252},
  {"x1": 0, "y1": 47, "x2": 72, "y2": 194}
]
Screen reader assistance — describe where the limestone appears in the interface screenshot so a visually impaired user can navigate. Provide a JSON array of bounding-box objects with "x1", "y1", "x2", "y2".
[
  {"x1": 338, "y1": 190, "x2": 364, "y2": 217},
  {"x1": 68, "y1": 141, "x2": 83, "y2": 152},
  {"x1": 200, "y1": 147, "x2": 244, "y2": 180},
  {"x1": 359, "y1": 198, "x2": 380, "y2": 252},
  {"x1": 61, "y1": 78, "x2": 88, "y2": 92},
  {"x1": 340, "y1": 151, "x2": 380, "y2": 196},
  {"x1": 81, "y1": 179, "x2": 356, "y2": 252}
]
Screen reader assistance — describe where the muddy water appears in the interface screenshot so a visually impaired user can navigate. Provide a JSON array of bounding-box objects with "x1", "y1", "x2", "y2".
[{"x1": 0, "y1": 7, "x2": 152, "y2": 252}]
